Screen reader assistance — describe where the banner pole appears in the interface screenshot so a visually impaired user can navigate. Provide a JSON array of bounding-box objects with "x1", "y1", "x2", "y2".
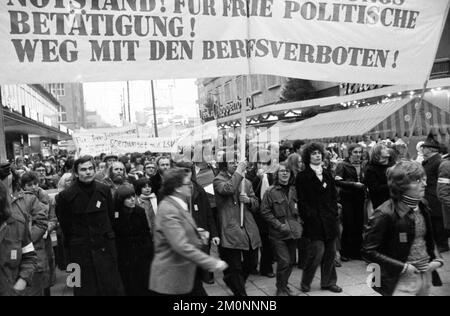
[
  {"x1": 0, "y1": 86, "x2": 7, "y2": 161},
  {"x1": 151, "y1": 80, "x2": 158, "y2": 138},
  {"x1": 240, "y1": 103, "x2": 246, "y2": 228}
]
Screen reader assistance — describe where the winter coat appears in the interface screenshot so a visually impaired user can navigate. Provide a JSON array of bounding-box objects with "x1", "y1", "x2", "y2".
[
  {"x1": 250, "y1": 172, "x2": 274, "y2": 235},
  {"x1": 213, "y1": 171, "x2": 262, "y2": 250},
  {"x1": 150, "y1": 173, "x2": 163, "y2": 202},
  {"x1": 190, "y1": 181, "x2": 218, "y2": 239},
  {"x1": 260, "y1": 185, "x2": 303, "y2": 240},
  {"x1": 150, "y1": 196, "x2": 220, "y2": 295},
  {"x1": 363, "y1": 162, "x2": 390, "y2": 209},
  {"x1": 0, "y1": 210, "x2": 37, "y2": 296},
  {"x1": 136, "y1": 196, "x2": 157, "y2": 233},
  {"x1": 296, "y1": 166, "x2": 339, "y2": 241},
  {"x1": 437, "y1": 157, "x2": 450, "y2": 229},
  {"x1": 112, "y1": 205, "x2": 153, "y2": 296},
  {"x1": 55, "y1": 180, "x2": 124, "y2": 296},
  {"x1": 10, "y1": 191, "x2": 49, "y2": 274},
  {"x1": 335, "y1": 160, "x2": 366, "y2": 199},
  {"x1": 362, "y1": 199, "x2": 442, "y2": 296},
  {"x1": 195, "y1": 165, "x2": 217, "y2": 209},
  {"x1": 422, "y1": 154, "x2": 443, "y2": 218}
]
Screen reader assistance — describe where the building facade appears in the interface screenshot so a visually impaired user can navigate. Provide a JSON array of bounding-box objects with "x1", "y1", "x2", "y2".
[
  {"x1": 43, "y1": 83, "x2": 86, "y2": 130},
  {"x1": 0, "y1": 84, "x2": 72, "y2": 159}
]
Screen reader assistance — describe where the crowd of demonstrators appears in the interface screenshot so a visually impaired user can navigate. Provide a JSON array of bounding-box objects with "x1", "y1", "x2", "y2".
[{"x1": 1, "y1": 130, "x2": 450, "y2": 297}]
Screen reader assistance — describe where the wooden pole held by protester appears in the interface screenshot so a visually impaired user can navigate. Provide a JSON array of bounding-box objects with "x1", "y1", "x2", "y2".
[
  {"x1": 0, "y1": 87, "x2": 7, "y2": 162},
  {"x1": 240, "y1": 104, "x2": 247, "y2": 228}
]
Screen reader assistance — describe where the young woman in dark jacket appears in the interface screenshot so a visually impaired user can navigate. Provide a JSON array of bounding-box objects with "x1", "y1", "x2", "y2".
[
  {"x1": 113, "y1": 185, "x2": 153, "y2": 296},
  {"x1": 260, "y1": 162, "x2": 303, "y2": 296},
  {"x1": 363, "y1": 161, "x2": 443, "y2": 296},
  {"x1": 363, "y1": 144, "x2": 391, "y2": 209},
  {"x1": 296, "y1": 143, "x2": 342, "y2": 293}
]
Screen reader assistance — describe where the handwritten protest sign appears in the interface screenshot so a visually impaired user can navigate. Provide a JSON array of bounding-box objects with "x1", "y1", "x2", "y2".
[
  {"x1": 0, "y1": 0, "x2": 448, "y2": 85},
  {"x1": 110, "y1": 136, "x2": 179, "y2": 153},
  {"x1": 72, "y1": 126, "x2": 179, "y2": 155}
]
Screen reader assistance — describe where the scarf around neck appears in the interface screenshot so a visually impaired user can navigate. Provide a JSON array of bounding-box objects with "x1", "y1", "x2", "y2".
[
  {"x1": 310, "y1": 164, "x2": 323, "y2": 181},
  {"x1": 401, "y1": 194, "x2": 421, "y2": 210}
]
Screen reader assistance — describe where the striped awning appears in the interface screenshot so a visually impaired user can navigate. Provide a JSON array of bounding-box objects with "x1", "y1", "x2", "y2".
[{"x1": 283, "y1": 98, "x2": 450, "y2": 142}]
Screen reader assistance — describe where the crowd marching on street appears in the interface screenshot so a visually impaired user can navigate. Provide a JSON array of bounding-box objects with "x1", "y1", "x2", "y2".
[{"x1": 1, "y1": 133, "x2": 450, "y2": 297}]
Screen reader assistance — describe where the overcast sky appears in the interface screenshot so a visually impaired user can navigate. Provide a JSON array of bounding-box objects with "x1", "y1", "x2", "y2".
[{"x1": 83, "y1": 79, "x2": 199, "y2": 127}]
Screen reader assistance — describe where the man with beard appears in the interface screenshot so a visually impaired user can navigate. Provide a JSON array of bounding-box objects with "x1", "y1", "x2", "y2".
[
  {"x1": 103, "y1": 162, "x2": 128, "y2": 198},
  {"x1": 55, "y1": 156, "x2": 124, "y2": 296},
  {"x1": 151, "y1": 156, "x2": 171, "y2": 201}
]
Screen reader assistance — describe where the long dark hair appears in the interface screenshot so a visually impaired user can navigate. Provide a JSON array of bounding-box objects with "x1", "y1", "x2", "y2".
[{"x1": 0, "y1": 181, "x2": 11, "y2": 224}]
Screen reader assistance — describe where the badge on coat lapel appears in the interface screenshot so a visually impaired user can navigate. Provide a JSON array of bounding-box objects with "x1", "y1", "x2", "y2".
[
  {"x1": 323, "y1": 182, "x2": 327, "y2": 189},
  {"x1": 11, "y1": 250, "x2": 17, "y2": 260},
  {"x1": 194, "y1": 204, "x2": 199, "y2": 211},
  {"x1": 96, "y1": 201, "x2": 101, "y2": 208}
]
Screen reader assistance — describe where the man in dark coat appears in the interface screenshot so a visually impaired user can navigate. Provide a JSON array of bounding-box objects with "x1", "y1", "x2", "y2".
[
  {"x1": 55, "y1": 156, "x2": 124, "y2": 296},
  {"x1": 422, "y1": 134, "x2": 449, "y2": 252}
]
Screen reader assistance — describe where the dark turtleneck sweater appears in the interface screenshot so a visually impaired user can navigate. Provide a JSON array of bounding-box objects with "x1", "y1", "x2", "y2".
[{"x1": 77, "y1": 179, "x2": 96, "y2": 199}]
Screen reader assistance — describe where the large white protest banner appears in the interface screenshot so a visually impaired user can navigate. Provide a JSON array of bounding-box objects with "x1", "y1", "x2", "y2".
[{"x1": 0, "y1": 0, "x2": 449, "y2": 85}]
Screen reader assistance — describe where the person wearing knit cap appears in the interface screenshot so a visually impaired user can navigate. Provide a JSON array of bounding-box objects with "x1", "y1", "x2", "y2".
[
  {"x1": 421, "y1": 133, "x2": 449, "y2": 253},
  {"x1": 112, "y1": 184, "x2": 153, "y2": 296},
  {"x1": 363, "y1": 161, "x2": 444, "y2": 296}
]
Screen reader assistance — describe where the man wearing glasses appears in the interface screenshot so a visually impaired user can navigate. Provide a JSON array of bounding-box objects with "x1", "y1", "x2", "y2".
[{"x1": 144, "y1": 162, "x2": 157, "y2": 179}]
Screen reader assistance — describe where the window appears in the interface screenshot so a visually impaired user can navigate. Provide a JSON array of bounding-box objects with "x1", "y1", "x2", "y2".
[
  {"x1": 50, "y1": 83, "x2": 65, "y2": 97},
  {"x1": 59, "y1": 112, "x2": 67, "y2": 122}
]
